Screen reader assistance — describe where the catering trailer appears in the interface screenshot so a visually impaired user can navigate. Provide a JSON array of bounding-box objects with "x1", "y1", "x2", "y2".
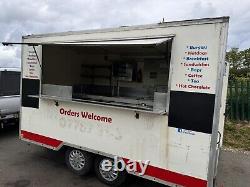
[
  {"x1": 0, "y1": 68, "x2": 20, "y2": 128},
  {"x1": 3, "y1": 16, "x2": 229, "y2": 187}
]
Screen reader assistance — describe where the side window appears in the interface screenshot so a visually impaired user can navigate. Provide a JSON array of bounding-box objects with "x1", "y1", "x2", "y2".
[{"x1": 0, "y1": 71, "x2": 20, "y2": 96}]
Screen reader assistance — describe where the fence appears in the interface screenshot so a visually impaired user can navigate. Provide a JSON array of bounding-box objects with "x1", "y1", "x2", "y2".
[{"x1": 226, "y1": 80, "x2": 250, "y2": 121}]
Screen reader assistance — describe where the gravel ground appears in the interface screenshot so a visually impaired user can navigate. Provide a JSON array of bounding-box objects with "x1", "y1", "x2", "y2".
[
  {"x1": 216, "y1": 148, "x2": 250, "y2": 187},
  {"x1": 0, "y1": 125, "x2": 249, "y2": 187}
]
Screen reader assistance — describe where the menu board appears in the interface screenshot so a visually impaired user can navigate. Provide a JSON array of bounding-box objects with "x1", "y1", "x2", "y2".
[
  {"x1": 171, "y1": 44, "x2": 217, "y2": 94},
  {"x1": 23, "y1": 45, "x2": 41, "y2": 79}
]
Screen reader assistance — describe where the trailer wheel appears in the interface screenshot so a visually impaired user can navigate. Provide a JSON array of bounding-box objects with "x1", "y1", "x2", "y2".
[
  {"x1": 65, "y1": 148, "x2": 93, "y2": 176},
  {"x1": 95, "y1": 156, "x2": 127, "y2": 186}
]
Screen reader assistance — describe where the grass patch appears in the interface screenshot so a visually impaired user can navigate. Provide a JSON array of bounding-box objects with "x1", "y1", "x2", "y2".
[{"x1": 223, "y1": 121, "x2": 250, "y2": 151}]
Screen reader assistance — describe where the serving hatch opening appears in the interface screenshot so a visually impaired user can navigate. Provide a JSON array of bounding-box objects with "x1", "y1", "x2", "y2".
[{"x1": 41, "y1": 36, "x2": 174, "y2": 113}]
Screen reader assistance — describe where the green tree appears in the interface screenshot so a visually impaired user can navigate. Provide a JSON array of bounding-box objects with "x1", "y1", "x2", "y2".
[
  {"x1": 226, "y1": 48, "x2": 250, "y2": 80},
  {"x1": 241, "y1": 48, "x2": 250, "y2": 69}
]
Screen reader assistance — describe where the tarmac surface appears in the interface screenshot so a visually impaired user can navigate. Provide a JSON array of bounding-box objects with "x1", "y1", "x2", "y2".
[{"x1": 0, "y1": 125, "x2": 249, "y2": 187}]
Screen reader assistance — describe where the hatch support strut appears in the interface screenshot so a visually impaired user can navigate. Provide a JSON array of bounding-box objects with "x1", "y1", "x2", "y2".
[{"x1": 2, "y1": 42, "x2": 41, "y2": 68}]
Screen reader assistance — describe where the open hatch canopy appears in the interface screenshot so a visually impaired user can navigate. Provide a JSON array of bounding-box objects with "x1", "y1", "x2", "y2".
[{"x1": 2, "y1": 35, "x2": 174, "y2": 47}]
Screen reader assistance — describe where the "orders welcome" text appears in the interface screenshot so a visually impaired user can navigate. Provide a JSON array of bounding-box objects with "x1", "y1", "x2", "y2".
[{"x1": 59, "y1": 108, "x2": 112, "y2": 124}]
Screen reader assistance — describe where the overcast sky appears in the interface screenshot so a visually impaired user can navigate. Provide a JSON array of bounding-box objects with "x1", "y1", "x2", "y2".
[{"x1": 0, "y1": 0, "x2": 249, "y2": 68}]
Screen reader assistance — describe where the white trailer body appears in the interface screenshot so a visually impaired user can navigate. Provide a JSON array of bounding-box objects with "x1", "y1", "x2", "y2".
[{"x1": 18, "y1": 17, "x2": 229, "y2": 187}]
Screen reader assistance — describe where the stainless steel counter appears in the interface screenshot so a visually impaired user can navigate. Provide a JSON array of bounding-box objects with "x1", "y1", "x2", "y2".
[{"x1": 30, "y1": 94, "x2": 167, "y2": 115}]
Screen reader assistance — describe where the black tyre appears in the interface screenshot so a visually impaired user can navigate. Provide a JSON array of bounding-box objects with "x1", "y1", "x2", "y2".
[
  {"x1": 65, "y1": 148, "x2": 93, "y2": 176},
  {"x1": 94, "y1": 156, "x2": 127, "y2": 186}
]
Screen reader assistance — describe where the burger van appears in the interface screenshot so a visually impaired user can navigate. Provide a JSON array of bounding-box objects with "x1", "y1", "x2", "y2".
[{"x1": 3, "y1": 16, "x2": 229, "y2": 187}]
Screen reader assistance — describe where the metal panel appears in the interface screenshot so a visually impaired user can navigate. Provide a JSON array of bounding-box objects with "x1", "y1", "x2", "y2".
[
  {"x1": 51, "y1": 37, "x2": 173, "y2": 45},
  {"x1": 153, "y1": 92, "x2": 167, "y2": 113},
  {"x1": 207, "y1": 21, "x2": 229, "y2": 187},
  {"x1": 3, "y1": 36, "x2": 174, "y2": 47},
  {"x1": 22, "y1": 17, "x2": 229, "y2": 39},
  {"x1": 42, "y1": 84, "x2": 72, "y2": 98}
]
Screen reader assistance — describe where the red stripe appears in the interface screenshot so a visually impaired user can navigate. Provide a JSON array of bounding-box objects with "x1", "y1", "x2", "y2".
[
  {"x1": 123, "y1": 158, "x2": 207, "y2": 187},
  {"x1": 21, "y1": 130, "x2": 63, "y2": 148}
]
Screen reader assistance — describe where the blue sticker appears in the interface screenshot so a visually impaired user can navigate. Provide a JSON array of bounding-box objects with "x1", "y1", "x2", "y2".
[{"x1": 177, "y1": 128, "x2": 195, "y2": 135}]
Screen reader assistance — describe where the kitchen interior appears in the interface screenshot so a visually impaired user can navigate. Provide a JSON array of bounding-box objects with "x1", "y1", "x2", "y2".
[{"x1": 41, "y1": 39, "x2": 172, "y2": 113}]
